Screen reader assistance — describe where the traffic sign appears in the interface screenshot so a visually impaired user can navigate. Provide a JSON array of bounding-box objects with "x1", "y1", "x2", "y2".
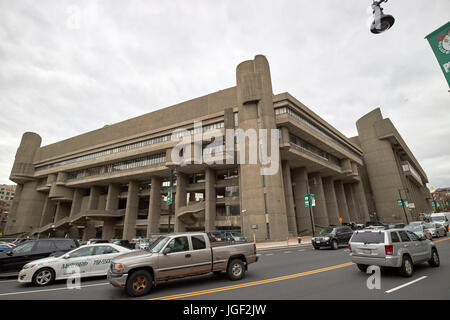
[{"x1": 167, "y1": 187, "x2": 173, "y2": 205}]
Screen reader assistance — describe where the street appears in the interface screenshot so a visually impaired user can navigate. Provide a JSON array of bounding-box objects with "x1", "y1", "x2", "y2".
[{"x1": 0, "y1": 237, "x2": 449, "y2": 300}]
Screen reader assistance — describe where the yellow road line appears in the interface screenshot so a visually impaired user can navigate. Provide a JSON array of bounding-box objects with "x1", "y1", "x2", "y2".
[
  {"x1": 147, "y1": 261, "x2": 354, "y2": 300},
  {"x1": 434, "y1": 237, "x2": 450, "y2": 244}
]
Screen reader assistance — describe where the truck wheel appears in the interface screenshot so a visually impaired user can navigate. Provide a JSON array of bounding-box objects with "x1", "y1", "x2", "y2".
[
  {"x1": 428, "y1": 248, "x2": 440, "y2": 267},
  {"x1": 356, "y1": 264, "x2": 368, "y2": 272},
  {"x1": 399, "y1": 256, "x2": 413, "y2": 277},
  {"x1": 126, "y1": 270, "x2": 153, "y2": 297},
  {"x1": 227, "y1": 259, "x2": 245, "y2": 281},
  {"x1": 33, "y1": 268, "x2": 55, "y2": 287}
]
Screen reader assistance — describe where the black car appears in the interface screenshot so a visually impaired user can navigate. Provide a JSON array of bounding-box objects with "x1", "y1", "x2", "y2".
[
  {"x1": 111, "y1": 239, "x2": 135, "y2": 249},
  {"x1": 312, "y1": 226, "x2": 354, "y2": 250},
  {"x1": 0, "y1": 238, "x2": 79, "y2": 275}
]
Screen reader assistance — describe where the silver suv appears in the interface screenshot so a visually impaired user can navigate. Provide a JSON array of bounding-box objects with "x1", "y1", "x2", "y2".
[{"x1": 348, "y1": 228, "x2": 440, "y2": 277}]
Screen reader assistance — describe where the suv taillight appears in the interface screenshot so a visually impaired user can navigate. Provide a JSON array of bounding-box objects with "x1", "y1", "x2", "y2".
[
  {"x1": 254, "y1": 243, "x2": 257, "y2": 255},
  {"x1": 385, "y1": 245, "x2": 393, "y2": 255},
  {"x1": 348, "y1": 243, "x2": 352, "y2": 252}
]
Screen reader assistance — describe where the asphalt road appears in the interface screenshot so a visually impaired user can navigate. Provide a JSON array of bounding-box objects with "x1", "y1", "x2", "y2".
[{"x1": 0, "y1": 236, "x2": 449, "y2": 300}]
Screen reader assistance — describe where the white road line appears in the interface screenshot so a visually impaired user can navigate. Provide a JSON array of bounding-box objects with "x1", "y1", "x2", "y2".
[
  {"x1": 0, "y1": 279, "x2": 18, "y2": 283},
  {"x1": 0, "y1": 282, "x2": 109, "y2": 297},
  {"x1": 284, "y1": 251, "x2": 292, "y2": 253},
  {"x1": 298, "y1": 249, "x2": 305, "y2": 252},
  {"x1": 385, "y1": 276, "x2": 428, "y2": 294},
  {"x1": 265, "y1": 253, "x2": 274, "y2": 256}
]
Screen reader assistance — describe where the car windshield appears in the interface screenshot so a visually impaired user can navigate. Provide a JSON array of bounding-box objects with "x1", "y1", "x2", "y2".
[
  {"x1": 431, "y1": 216, "x2": 445, "y2": 222},
  {"x1": 405, "y1": 225, "x2": 422, "y2": 232},
  {"x1": 12, "y1": 241, "x2": 35, "y2": 253},
  {"x1": 148, "y1": 236, "x2": 170, "y2": 253},
  {"x1": 318, "y1": 227, "x2": 334, "y2": 235},
  {"x1": 424, "y1": 223, "x2": 435, "y2": 229}
]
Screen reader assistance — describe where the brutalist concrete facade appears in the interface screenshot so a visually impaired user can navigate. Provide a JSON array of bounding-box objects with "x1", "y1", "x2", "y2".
[
  {"x1": 6, "y1": 55, "x2": 370, "y2": 241},
  {"x1": 354, "y1": 108, "x2": 432, "y2": 223}
]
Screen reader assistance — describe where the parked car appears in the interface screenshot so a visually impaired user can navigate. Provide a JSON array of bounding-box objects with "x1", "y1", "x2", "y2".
[
  {"x1": 108, "y1": 232, "x2": 258, "y2": 297},
  {"x1": 409, "y1": 221, "x2": 426, "y2": 226},
  {"x1": 404, "y1": 224, "x2": 432, "y2": 240},
  {"x1": 18, "y1": 243, "x2": 131, "y2": 286},
  {"x1": 429, "y1": 213, "x2": 450, "y2": 231},
  {"x1": 0, "y1": 242, "x2": 15, "y2": 252},
  {"x1": 86, "y1": 239, "x2": 109, "y2": 245},
  {"x1": 349, "y1": 228, "x2": 440, "y2": 277},
  {"x1": 0, "y1": 238, "x2": 79, "y2": 275},
  {"x1": 388, "y1": 223, "x2": 406, "y2": 229},
  {"x1": 312, "y1": 226, "x2": 354, "y2": 250},
  {"x1": 207, "y1": 232, "x2": 226, "y2": 242},
  {"x1": 111, "y1": 239, "x2": 135, "y2": 250},
  {"x1": 223, "y1": 232, "x2": 247, "y2": 242},
  {"x1": 423, "y1": 222, "x2": 447, "y2": 238}
]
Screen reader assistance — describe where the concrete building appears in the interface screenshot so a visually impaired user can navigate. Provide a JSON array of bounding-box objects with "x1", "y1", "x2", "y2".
[
  {"x1": 354, "y1": 108, "x2": 432, "y2": 223},
  {"x1": 5, "y1": 55, "x2": 369, "y2": 241},
  {"x1": 0, "y1": 200, "x2": 11, "y2": 235},
  {"x1": 0, "y1": 184, "x2": 16, "y2": 201}
]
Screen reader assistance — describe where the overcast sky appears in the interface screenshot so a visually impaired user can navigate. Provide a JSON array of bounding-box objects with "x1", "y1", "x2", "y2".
[{"x1": 0, "y1": 0, "x2": 449, "y2": 188}]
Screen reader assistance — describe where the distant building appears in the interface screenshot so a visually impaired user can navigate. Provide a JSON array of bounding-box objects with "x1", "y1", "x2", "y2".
[
  {"x1": 431, "y1": 187, "x2": 450, "y2": 212},
  {"x1": 353, "y1": 108, "x2": 432, "y2": 223},
  {"x1": 0, "y1": 200, "x2": 11, "y2": 235},
  {"x1": 0, "y1": 184, "x2": 16, "y2": 201}
]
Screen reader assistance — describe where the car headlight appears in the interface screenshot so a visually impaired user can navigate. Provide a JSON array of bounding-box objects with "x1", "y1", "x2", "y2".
[
  {"x1": 22, "y1": 264, "x2": 35, "y2": 270},
  {"x1": 111, "y1": 263, "x2": 125, "y2": 273}
]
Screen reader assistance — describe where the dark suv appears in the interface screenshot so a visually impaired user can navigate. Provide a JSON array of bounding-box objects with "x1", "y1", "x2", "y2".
[
  {"x1": 312, "y1": 226, "x2": 354, "y2": 250},
  {"x1": 0, "y1": 238, "x2": 79, "y2": 275}
]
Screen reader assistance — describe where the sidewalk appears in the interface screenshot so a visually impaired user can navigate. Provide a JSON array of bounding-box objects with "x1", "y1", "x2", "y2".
[{"x1": 255, "y1": 236, "x2": 312, "y2": 251}]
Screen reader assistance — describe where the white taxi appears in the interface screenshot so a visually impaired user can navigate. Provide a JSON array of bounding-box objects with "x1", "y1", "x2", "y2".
[{"x1": 18, "y1": 243, "x2": 131, "y2": 286}]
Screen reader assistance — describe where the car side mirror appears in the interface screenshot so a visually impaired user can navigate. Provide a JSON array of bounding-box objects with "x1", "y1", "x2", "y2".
[
  {"x1": 163, "y1": 247, "x2": 171, "y2": 255},
  {"x1": 6, "y1": 250, "x2": 13, "y2": 256}
]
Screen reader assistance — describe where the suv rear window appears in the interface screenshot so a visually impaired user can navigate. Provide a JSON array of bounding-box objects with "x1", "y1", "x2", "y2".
[{"x1": 351, "y1": 232, "x2": 385, "y2": 244}]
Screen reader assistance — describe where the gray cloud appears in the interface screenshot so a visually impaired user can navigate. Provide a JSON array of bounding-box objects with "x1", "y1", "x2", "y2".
[{"x1": 0, "y1": 0, "x2": 449, "y2": 188}]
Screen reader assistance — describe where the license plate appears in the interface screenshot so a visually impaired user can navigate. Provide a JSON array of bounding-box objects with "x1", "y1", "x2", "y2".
[
  {"x1": 316, "y1": 240, "x2": 321, "y2": 243},
  {"x1": 363, "y1": 249, "x2": 371, "y2": 254}
]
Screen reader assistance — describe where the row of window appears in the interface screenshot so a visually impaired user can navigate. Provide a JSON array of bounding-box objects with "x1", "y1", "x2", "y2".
[
  {"x1": 35, "y1": 121, "x2": 225, "y2": 172},
  {"x1": 289, "y1": 134, "x2": 341, "y2": 167},
  {"x1": 275, "y1": 107, "x2": 361, "y2": 158},
  {"x1": 67, "y1": 153, "x2": 166, "y2": 180}
]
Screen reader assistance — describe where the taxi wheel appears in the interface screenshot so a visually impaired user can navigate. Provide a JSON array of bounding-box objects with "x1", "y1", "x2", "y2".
[
  {"x1": 126, "y1": 270, "x2": 153, "y2": 297},
  {"x1": 33, "y1": 268, "x2": 55, "y2": 287}
]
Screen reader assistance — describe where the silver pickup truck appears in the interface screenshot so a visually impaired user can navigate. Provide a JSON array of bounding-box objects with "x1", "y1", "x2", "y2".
[{"x1": 107, "y1": 232, "x2": 258, "y2": 297}]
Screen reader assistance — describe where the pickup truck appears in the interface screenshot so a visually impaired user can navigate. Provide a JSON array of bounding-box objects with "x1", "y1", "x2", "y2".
[{"x1": 107, "y1": 232, "x2": 258, "y2": 297}]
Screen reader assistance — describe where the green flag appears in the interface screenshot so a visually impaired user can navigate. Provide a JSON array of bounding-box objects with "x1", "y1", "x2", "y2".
[{"x1": 425, "y1": 21, "x2": 450, "y2": 88}]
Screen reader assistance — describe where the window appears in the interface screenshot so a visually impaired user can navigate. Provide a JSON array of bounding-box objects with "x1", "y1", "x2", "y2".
[
  {"x1": 191, "y1": 235, "x2": 206, "y2": 250},
  {"x1": 55, "y1": 240, "x2": 77, "y2": 251},
  {"x1": 350, "y1": 232, "x2": 384, "y2": 244},
  {"x1": 391, "y1": 232, "x2": 400, "y2": 243},
  {"x1": 398, "y1": 231, "x2": 411, "y2": 242},
  {"x1": 406, "y1": 231, "x2": 419, "y2": 241},
  {"x1": 94, "y1": 246, "x2": 118, "y2": 255},
  {"x1": 35, "y1": 241, "x2": 56, "y2": 252},
  {"x1": 68, "y1": 246, "x2": 95, "y2": 258},
  {"x1": 167, "y1": 237, "x2": 189, "y2": 253},
  {"x1": 12, "y1": 241, "x2": 35, "y2": 254}
]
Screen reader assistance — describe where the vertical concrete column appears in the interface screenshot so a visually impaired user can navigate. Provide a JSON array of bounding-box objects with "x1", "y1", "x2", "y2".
[
  {"x1": 105, "y1": 184, "x2": 120, "y2": 211},
  {"x1": 282, "y1": 161, "x2": 298, "y2": 236},
  {"x1": 293, "y1": 167, "x2": 312, "y2": 235},
  {"x1": 352, "y1": 182, "x2": 370, "y2": 223},
  {"x1": 174, "y1": 173, "x2": 188, "y2": 232},
  {"x1": 54, "y1": 201, "x2": 69, "y2": 223},
  {"x1": 102, "y1": 219, "x2": 115, "y2": 240},
  {"x1": 205, "y1": 167, "x2": 216, "y2": 232},
  {"x1": 344, "y1": 184, "x2": 358, "y2": 222},
  {"x1": 147, "y1": 177, "x2": 161, "y2": 236},
  {"x1": 70, "y1": 189, "x2": 85, "y2": 218},
  {"x1": 40, "y1": 197, "x2": 57, "y2": 227},
  {"x1": 322, "y1": 177, "x2": 340, "y2": 226},
  {"x1": 308, "y1": 173, "x2": 330, "y2": 228},
  {"x1": 334, "y1": 180, "x2": 351, "y2": 223},
  {"x1": 122, "y1": 181, "x2": 139, "y2": 241},
  {"x1": 82, "y1": 186, "x2": 101, "y2": 241},
  {"x1": 4, "y1": 184, "x2": 22, "y2": 234}
]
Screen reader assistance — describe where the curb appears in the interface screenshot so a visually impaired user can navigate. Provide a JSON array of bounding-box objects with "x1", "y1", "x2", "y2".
[{"x1": 256, "y1": 242, "x2": 312, "y2": 252}]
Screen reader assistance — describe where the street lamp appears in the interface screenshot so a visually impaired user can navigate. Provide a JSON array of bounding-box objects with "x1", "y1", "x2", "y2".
[
  {"x1": 167, "y1": 166, "x2": 178, "y2": 234},
  {"x1": 370, "y1": 0, "x2": 395, "y2": 34}
]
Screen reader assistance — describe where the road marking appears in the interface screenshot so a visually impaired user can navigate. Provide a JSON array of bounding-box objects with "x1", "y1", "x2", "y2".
[
  {"x1": 0, "y1": 282, "x2": 109, "y2": 297},
  {"x1": 434, "y1": 237, "x2": 450, "y2": 244},
  {"x1": 284, "y1": 251, "x2": 292, "y2": 254},
  {"x1": 0, "y1": 279, "x2": 19, "y2": 283},
  {"x1": 265, "y1": 253, "x2": 274, "y2": 256},
  {"x1": 148, "y1": 262, "x2": 354, "y2": 300},
  {"x1": 385, "y1": 276, "x2": 428, "y2": 294},
  {"x1": 298, "y1": 249, "x2": 305, "y2": 252}
]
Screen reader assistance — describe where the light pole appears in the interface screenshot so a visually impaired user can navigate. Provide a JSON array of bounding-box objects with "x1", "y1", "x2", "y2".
[
  {"x1": 370, "y1": 0, "x2": 395, "y2": 34},
  {"x1": 306, "y1": 180, "x2": 316, "y2": 237},
  {"x1": 398, "y1": 188, "x2": 410, "y2": 224},
  {"x1": 167, "y1": 166, "x2": 178, "y2": 234}
]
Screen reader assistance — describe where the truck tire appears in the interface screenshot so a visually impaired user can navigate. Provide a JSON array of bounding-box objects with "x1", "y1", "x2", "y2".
[
  {"x1": 357, "y1": 264, "x2": 368, "y2": 272},
  {"x1": 126, "y1": 270, "x2": 153, "y2": 297},
  {"x1": 428, "y1": 248, "x2": 440, "y2": 267},
  {"x1": 227, "y1": 259, "x2": 245, "y2": 281},
  {"x1": 399, "y1": 255, "x2": 413, "y2": 277}
]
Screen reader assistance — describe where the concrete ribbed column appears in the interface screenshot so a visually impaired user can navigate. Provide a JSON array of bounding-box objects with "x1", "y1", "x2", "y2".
[
  {"x1": 344, "y1": 183, "x2": 358, "y2": 222},
  {"x1": 174, "y1": 173, "x2": 188, "y2": 232},
  {"x1": 293, "y1": 167, "x2": 312, "y2": 235},
  {"x1": 147, "y1": 177, "x2": 161, "y2": 236},
  {"x1": 122, "y1": 181, "x2": 139, "y2": 240},
  {"x1": 205, "y1": 168, "x2": 216, "y2": 232},
  {"x1": 309, "y1": 173, "x2": 330, "y2": 228},
  {"x1": 40, "y1": 197, "x2": 57, "y2": 227},
  {"x1": 282, "y1": 161, "x2": 298, "y2": 236},
  {"x1": 352, "y1": 182, "x2": 370, "y2": 223},
  {"x1": 334, "y1": 180, "x2": 350, "y2": 223},
  {"x1": 322, "y1": 177, "x2": 340, "y2": 226}
]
